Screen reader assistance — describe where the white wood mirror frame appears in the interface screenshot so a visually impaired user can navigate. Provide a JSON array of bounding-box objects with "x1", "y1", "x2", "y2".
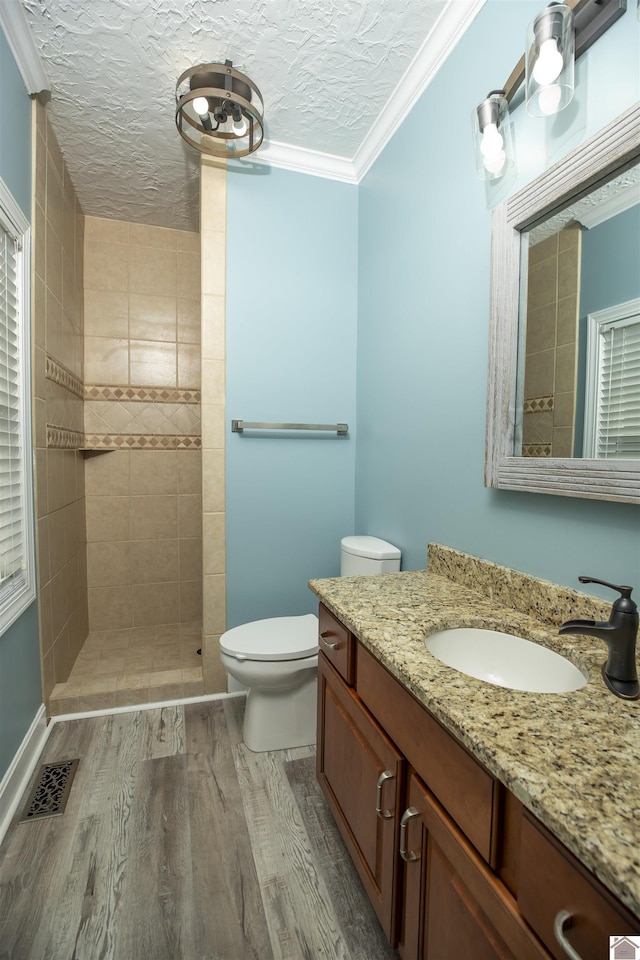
[{"x1": 485, "y1": 101, "x2": 640, "y2": 504}]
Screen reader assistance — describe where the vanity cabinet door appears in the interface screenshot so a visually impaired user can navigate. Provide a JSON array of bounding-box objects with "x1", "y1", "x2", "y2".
[
  {"x1": 518, "y1": 813, "x2": 640, "y2": 960},
  {"x1": 399, "y1": 773, "x2": 551, "y2": 960},
  {"x1": 316, "y1": 651, "x2": 403, "y2": 943}
]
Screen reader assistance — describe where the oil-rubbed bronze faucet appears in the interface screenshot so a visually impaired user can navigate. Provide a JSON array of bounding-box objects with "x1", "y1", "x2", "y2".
[{"x1": 559, "y1": 577, "x2": 639, "y2": 701}]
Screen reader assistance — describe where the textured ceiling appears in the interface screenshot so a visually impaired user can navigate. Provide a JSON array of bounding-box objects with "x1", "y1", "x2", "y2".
[{"x1": 22, "y1": 0, "x2": 460, "y2": 231}]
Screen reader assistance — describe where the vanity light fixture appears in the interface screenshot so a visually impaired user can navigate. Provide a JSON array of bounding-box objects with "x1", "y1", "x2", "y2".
[
  {"x1": 472, "y1": 91, "x2": 513, "y2": 180},
  {"x1": 473, "y1": 0, "x2": 627, "y2": 179},
  {"x1": 175, "y1": 60, "x2": 264, "y2": 158},
  {"x1": 526, "y1": 2, "x2": 575, "y2": 117}
]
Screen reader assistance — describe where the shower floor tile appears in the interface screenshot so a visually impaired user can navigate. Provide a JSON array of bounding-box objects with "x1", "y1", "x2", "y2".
[{"x1": 49, "y1": 623, "x2": 204, "y2": 715}]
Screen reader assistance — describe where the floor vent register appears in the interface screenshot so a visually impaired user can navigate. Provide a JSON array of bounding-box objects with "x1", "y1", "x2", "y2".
[{"x1": 18, "y1": 759, "x2": 80, "y2": 822}]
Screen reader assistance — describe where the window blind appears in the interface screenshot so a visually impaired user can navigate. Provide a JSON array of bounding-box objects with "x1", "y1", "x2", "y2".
[
  {"x1": 0, "y1": 223, "x2": 25, "y2": 593},
  {"x1": 596, "y1": 316, "x2": 640, "y2": 459}
]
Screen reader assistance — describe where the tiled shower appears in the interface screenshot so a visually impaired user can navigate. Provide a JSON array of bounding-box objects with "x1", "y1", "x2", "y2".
[{"x1": 33, "y1": 100, "x2": 227, "y2": 714}]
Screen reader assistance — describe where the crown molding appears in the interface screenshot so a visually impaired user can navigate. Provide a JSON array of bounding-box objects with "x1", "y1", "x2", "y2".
[
  {"x1": 0, "y1": 0, "x2": 49, "y2": 94},
  {"x1": 576, "y1": 180, "x2": 640, "y2": 229},
  {"x1": 352, "y1": 0, "x2": 487, "y2": 181},
  {"x1": 251, "y1": 0, "x2": 486, "y2": 185},
  {"x1": 251, "y1": 139, "x2": 359, "y2": 184}
]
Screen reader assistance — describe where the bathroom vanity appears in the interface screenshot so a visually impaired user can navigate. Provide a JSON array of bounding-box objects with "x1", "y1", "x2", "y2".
[{"x1": 309, "y1": 545, "x2": 640, "y2": 960}]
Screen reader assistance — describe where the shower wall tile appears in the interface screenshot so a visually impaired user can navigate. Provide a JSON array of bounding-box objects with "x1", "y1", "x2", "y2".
[
  {"x1": 523, "y1": 223, "x2": 581, "y2": 460},
  {"x1": 84, "y1": 214, "x2": 201, "y2": 391},
  {"x1": 200, "y1": 157, "x2": 227, "y2": 691},
  {"x1": 132, "y1": 583, "x2": 180, "y2": 627},
  {"x1": 83, "y1": 215, "x2": 202, "y2": 632},
  {"x1": 129, "y1": 339, "x2": 177, "y2": 387},
  {"x1": 33, "y1": 103, "x2": 89, "y2": 708},
  {"x1": 180, "y1": 580, "x2": 203, "y2": 624},
  {"x1": 130, "y1": 540, "x2": 179, "y2": 584}
]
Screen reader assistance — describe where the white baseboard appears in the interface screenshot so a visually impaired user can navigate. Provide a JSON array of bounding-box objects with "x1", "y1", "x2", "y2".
[
  {"x1": 48, "y1": 689, "x2": 246, "y2": 724},
  {"x1": 0, "y1": 704, "x2": 50, "y2": 844}
]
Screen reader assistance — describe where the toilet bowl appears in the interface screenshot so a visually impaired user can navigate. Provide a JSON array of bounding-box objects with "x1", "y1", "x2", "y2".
[
  {"x1": 220, "y1": 535, "x2": 401, "y2": 752},
  {"x1": 220, "y1": 614, "x2": 319, "y2": 752}
]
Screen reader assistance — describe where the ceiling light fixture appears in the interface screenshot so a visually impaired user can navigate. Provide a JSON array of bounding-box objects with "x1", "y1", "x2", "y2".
[
  {"x1": 473, "y1": 0, "x2": 627, "y2": 179},
  {"x1": 175, "y1": 60, "x2": 264, "y2": 158}
]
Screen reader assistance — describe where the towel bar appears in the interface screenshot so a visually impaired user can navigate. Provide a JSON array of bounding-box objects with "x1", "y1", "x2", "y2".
[{"x1": 231, "y1": 420, "x2": 348, "y2": 435}]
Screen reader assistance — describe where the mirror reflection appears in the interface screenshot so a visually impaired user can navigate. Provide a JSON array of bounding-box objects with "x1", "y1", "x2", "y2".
[{"x1": 518, "y1": 163, "x2": 640, "y2": 459}]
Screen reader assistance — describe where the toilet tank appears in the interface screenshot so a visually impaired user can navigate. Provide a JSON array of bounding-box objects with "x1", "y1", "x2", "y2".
[{"x1": 340, "y1": 536, "x2": 401, "y2": 576}]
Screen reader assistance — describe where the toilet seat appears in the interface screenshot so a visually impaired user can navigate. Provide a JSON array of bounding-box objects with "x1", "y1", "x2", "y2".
[{"x1": 220, "y1": 614, "x2": 318, "y2": 662}]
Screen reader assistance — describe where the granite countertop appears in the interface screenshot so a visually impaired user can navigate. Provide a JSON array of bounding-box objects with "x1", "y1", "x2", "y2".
[{"x1": 308, "y1": 546, "x2": 640, "y2": 917}]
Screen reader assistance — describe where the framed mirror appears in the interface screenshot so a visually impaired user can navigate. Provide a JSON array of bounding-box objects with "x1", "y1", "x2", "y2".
[{"x1": 485, "y1": 101, "x2": 640, "y2": 504}]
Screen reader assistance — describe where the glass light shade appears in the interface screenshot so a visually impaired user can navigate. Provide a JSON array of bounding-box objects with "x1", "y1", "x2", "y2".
[
  {"x1": 526, "y1": 3, "x2": 575, "y2": 118},
  {"x1": 472, "y1": 93, "x2": 513, "y2": 181}
]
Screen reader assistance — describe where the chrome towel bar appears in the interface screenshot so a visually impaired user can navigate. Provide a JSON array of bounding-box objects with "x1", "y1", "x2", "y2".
[{"x1": 231, "y1": 420, "x2": 348, "y2": 435}]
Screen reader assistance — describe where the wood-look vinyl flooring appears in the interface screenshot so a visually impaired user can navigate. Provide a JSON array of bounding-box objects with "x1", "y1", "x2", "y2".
[{"x1": 0, "y1": 698, "x2": 396, "y2": 960}]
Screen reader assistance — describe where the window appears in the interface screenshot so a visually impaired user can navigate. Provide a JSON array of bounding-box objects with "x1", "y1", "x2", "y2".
[
  {"x1": 583, "y1": 299, "x2": 640, "y2": 459},
  {"x1": 0, "y1": 178, "x2": 35, "y2": 633}
]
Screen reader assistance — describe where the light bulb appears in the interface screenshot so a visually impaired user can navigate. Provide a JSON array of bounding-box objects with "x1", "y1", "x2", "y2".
[
  {"x1": 537, "y1": 83, "x2": 563, "y2": 116},
  {"x1": 533, "y1": 38, "x2": 564, "y2": 86},
  {"x1": 192, "y1": 96, "x2": 209, "y2": 117},
  {"x1": 483, "y1": 150, "x2": 506, "y2": 175},
  {"x1": 232, "y1": 115, "x2": 248, "y2": 137},
  {"x1": 480, "y1": 122, "x2": 504, "y2": 160}
]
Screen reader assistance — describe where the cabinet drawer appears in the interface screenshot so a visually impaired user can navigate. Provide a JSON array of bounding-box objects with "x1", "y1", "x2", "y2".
[
  {"x1": 318, "y1": 603, "x2": 355, "y2": 684},
  {"x1": 357, "y1": 643, "x2": 497, "y2": 864},
  {"x1": 518, "y1": 813, "x2": 640, "y2": 960}
]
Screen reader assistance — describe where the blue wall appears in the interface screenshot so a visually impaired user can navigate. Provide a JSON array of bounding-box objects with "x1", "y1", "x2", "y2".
[
  {"x1": 0, "y1": 27, "x2": 42, "y2": 781},
  {"x1": 581, "y1": 205, "x2": 640, "y2": 315},
  {"x1": 226, "y1": 167, "x2": 358, "y2": 626},
  {"x1": 575, "y1": 204, "x2": 640, "y2": 455},
  {"x1": 355, "y1": 1, "x2": 640, "y2": 597}
]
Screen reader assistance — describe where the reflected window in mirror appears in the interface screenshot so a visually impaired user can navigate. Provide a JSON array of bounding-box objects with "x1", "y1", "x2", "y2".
[{"x1": 516, "y1": 166, "x2": 640, "y2": 461}]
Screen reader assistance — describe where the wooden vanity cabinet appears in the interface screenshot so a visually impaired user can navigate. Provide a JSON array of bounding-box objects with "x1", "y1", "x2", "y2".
[
  {"x1": 316, "y1": 650, "x2": 403, "y2": 942},
  {"x1": 315, "y1": 604, "x2": 639, "y2": 959}
]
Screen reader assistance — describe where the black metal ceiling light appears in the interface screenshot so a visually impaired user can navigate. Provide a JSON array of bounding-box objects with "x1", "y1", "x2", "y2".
[{"x1": 175, "y1": 59, "x2": 265, "y2": 158}]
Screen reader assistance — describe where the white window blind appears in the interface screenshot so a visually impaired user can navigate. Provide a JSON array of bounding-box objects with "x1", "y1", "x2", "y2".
[
  {"x1": 596, "y1": 315, "x2": 640, "y2": 459},
  {"x1": 0, "y1": 179, "x2": 35, "y2": 633},
  {"x1": 0, "y1": 226, "x2": 25, "y2": 588},
  {"x1": 584, "y1": 300, "x2": 640, "y2": 461}
]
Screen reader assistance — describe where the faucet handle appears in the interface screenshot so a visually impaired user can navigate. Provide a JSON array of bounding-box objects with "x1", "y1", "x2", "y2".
[{"x1": 578, "y1": 577, "x2": 637, "y2": 613}]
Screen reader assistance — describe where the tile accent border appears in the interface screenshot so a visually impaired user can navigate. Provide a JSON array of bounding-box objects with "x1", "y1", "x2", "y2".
[
  {"x1": 84, "y1": 433, "x2": 202, "y2": 450},
  {"x1": 85, "y1": 385, "x2": 201, "y2": 404},
  {"x1": 523, "y1": 396, "x2": 554, "y2": 413},
  {"x1": 46, "y1": 424, "x2": 84, "y2": 449},
  {"x1": 45, "y1": 355, "x2": 84, "y2": 399},
  {"x1": 522, "y1": 444, "x2": 552, "y2": 458}
]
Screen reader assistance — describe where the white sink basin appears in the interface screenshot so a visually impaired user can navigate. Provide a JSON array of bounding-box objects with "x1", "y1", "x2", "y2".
[{"x1": 425, "y1": 628, "x2": 587, "y2": 693}]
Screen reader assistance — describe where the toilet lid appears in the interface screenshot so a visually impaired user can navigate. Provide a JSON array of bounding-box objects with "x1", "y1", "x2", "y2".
[{"x1": 220, "y1": 614, "x2": 319, "y2": 661}]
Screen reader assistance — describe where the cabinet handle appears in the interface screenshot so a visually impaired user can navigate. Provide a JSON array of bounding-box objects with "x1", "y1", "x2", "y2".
[
  {"x1": 399, "y1": 807, "x2": 420, "y2": 862},
  {"x1": 320, "y1": 631, "x2": 338, "y2": 650},
  {"x1": 375, "y1": 770, "x2": 395, "y2": 819},
  {"x1": 553, "y1": 910, "x2": 584, "y2": 960}
]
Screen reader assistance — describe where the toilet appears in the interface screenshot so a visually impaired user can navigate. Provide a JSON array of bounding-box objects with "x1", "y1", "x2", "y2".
[{"x1": 220, "y1": 535, "x2": 401, "y2": 752}]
